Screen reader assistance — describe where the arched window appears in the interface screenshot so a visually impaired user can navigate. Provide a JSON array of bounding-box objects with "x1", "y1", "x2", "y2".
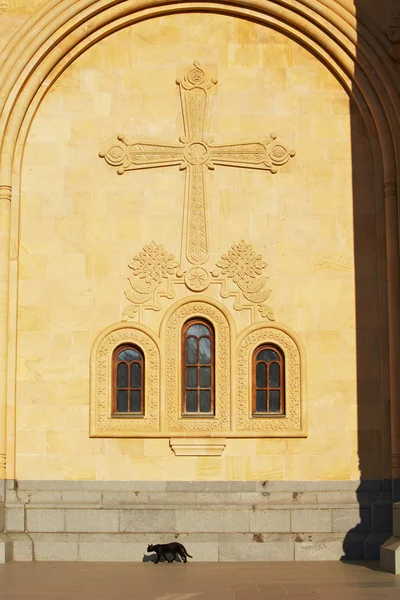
[
  {"x1": 112, "y1": 345, "x2": 144, "y2": 416},
  {"x1": 182, "y1": 319, "x2": 215, "y2": 415},
  {"x1": 253, "y1": 345, "x2": 285, "y2": 416}
]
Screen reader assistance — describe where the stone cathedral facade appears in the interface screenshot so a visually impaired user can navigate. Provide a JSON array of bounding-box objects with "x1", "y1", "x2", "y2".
[{"x1": 0, "y1": 0, "x2": 399, "y2": 569}]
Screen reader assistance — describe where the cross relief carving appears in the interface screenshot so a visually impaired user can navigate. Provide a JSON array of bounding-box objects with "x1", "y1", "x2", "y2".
[{"x1": 100, "y1": 62, "x2": 295, "y2": 268}]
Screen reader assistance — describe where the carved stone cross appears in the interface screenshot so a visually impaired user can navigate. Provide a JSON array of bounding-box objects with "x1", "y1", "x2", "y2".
[{"x1": 100, "y1": 62, "x2": 295, "y2": 266}]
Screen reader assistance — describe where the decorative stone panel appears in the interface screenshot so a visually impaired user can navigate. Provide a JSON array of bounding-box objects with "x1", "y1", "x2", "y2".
[
  {"x1": 236, "y1": 325, "x2": 306, "y2": 436},
  {"x1": 162, "y1": 299, "x2": 232, "y2": 434},
  {"x1": 90, "y1": 323, "x2": 160, "y2": 437}
]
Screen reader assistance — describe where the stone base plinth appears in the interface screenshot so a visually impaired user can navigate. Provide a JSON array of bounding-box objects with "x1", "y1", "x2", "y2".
[
  {"x1": 380, "y1": 537, "x2": 400, "y2": 573},
  {"x1": 0, "y1": 533, "x2": 12, "y2": 563},
  {"x1": 2, "y1": 480, "x2": 392, "y2": 562},
  {"x1": 380, "y1": 501, "x2": 400, "y2": 573}
]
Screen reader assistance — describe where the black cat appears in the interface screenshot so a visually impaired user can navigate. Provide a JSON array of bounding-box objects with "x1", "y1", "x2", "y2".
[{"x1": 147, "y1": 542, "x2": 193, "y2": 563}]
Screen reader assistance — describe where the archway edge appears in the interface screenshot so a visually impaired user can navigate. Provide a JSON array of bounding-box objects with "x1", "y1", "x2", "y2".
[{"x1": 0, "y1": 0, "x2": 398, "y2": 187}]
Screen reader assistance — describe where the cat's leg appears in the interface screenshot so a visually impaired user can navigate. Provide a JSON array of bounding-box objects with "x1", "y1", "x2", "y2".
[
  {"x1": 166, "y1": 553, "x2": 174, "y2": 563},
  {"x1": 178, "y1": 545, "x2": 188, "y2": 562},
  {"x1": 154, "y1": 551, "x2": 160, "y2": 564}
]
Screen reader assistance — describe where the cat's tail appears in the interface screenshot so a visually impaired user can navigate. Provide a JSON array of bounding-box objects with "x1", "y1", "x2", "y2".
[{"x1": 185, "y1": 551, "x2": 193, "y2": 558}]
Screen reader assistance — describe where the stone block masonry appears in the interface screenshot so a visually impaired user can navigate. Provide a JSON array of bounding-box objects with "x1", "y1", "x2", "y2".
[{"x1": 1, "y1": 480, "x2": 392, "y2": 562}]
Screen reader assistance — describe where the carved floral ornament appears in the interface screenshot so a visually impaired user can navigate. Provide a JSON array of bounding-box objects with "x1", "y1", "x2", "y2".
[
  {"x1": 122, "y1": 240, "x2": 274, "y2": 323},
  {"x1": 216, "y1": 241, "x2": 274, "y2": 319}
]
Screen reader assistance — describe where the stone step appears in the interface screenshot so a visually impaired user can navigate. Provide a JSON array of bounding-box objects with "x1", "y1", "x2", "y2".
[
  {"x1": 8, "y1": 531, "x2": 385, "y2": 562},
  {"x1": 3, "y1": 481, "x2": 392, "y2": 563},
  {"x1": 5, "y1": 505, "x2": 377, "y2": 534},
  {"x1": 5, "y1": 490, "x2": 374, "y2": 508}
]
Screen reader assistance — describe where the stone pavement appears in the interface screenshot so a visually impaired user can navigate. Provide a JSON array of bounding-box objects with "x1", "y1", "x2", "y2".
[{"x1": 0, "y1": 561, "x2": 399, "y2": 599}]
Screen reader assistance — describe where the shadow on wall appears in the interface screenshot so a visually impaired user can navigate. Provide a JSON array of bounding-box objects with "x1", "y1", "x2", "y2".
[{"x1": 342, "y1": 0, "x2": 396, "y2": 560}]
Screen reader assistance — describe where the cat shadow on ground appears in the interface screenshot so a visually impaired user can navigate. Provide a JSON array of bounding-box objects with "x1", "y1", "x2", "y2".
[
  {"x1": 142, "y1": 553, "x2": 156, "y2": 563},
  {"x1": 142, "y1": 553, "x2": 183, "y2": 563}
]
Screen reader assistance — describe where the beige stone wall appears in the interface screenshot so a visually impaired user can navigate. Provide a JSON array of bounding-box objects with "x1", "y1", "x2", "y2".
[{"x1": 14, "y1": 13, "x2": 379, "y2": 480}]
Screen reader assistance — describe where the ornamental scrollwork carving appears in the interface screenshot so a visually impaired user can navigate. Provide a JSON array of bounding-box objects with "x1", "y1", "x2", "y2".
[
  {"x1": 392, "y1": 453, "x2": 400, "y2": 471},
  {"x1": 91, "y1": 326, "x2": 160, "y2": 436},
  {"x1": 0, "y1": 185, "x2": 11, "y2": 202},
  {"x1": 122, "y1": 240, "x2": 275, "y2": 325},
  {"x1": 237, "y1": 327, "x2": 303, "y2": 434},
  {"x1": 122, "y1": 242, "x2": 179, "y2": 321},
  {"x1": 214, "y1": 240, "x2": 275, "y2": 320},
  {"x1": 164, "y1": 301, "x2": 231, "y2": 433}
]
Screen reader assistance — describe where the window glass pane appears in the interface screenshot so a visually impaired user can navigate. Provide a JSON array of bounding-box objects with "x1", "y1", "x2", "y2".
[
  {"x1": 256, "y1": 390, "x2": 267, "y2": 412},
  {"x1": 269, "y1": 362, "x2": 280, "y2": 388},
  {"x1": 130, "y1": 362, "x2": 141, "y2": 388},
  {"x1": 117, "y1": 363, "x2": 128, "y2": 388},
  {"x1": 199, "y1": 337, "x2": 211, "y2": 364},
  {"x1": 200, "y1": 390, "x2": 211, "y2": 412},
  {"x1": 186, "y1": 337, "x2": 198, "y2": 364},
  {"x1": 130, "y1": 390, "x2": 141, "y2": 413},
  {"x1": 186, "y1": 390, "x2": 198, "y2": 412},
  {"x1": 187, "y1": 324, "x2": 210, "y2": 337},
  {"x1": 269, "y1": 390, "x2": 281, "y2": 412},
  {"x1": 256, "y1": 362, "x2": 267, "y2": 388},
  {"x1": 256, "y1": 348, "x2": 280, "y2": 363},
  {"x1": 186, "y1": 367, "x2": 198, "y2": 388},
  {"x1": 200, "y1": 367, "x2": 211, "y2": 388},
  {"x1": 116, "y1": 390, "x2": 128, "y2": 412},
  {"x1": 118, "y1": 348, "x2": 140, "y2": 362}
]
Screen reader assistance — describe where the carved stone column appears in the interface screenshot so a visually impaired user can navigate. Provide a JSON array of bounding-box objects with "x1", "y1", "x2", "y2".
[
  {"x1": 384, "y1": 182, "x2": 400, "y2": 487},
  {"x1": 381, "y1": 182, "x2": 400, "y2": 573},
  {"x1": 0, "y1": 184, "x2": 11, "y2": 480}
]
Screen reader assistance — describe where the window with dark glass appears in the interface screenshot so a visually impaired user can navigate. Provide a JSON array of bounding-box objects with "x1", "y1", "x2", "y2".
[
  {"x1": 182, "y1": 319, "x2": 215, "y2": 415},
  {"x1": 112, "y1": 345, "x2": 144, "y2": 416},
  {"x1": 253, "y1": 345, "x2": 285, "y2": 415}
]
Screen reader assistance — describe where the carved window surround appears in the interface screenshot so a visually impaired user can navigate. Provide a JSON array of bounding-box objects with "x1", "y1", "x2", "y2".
[
  {"x1": 237, "y1": 325, "x2": 306, "y2": 436},
  {"x1": 90, "y1": 323, "x2": 160, "y2": 437},
  {"x1": 90, "y1": 301, "x2": 306, "y2": 440},
  {"x1": 162, "y1": 299, "x2": 233, "y2": 435}
]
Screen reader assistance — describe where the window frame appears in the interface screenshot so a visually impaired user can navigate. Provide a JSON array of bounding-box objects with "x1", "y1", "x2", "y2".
[
  {"x1": 252, "y1": 344, "x2": 285, "y2": 416},
  {"x1": 181, "y1": 318, "x2": 215, "y2": 417},
  {"x1": 112, "y1": 343, "x2": 145, "y2": 417}
]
